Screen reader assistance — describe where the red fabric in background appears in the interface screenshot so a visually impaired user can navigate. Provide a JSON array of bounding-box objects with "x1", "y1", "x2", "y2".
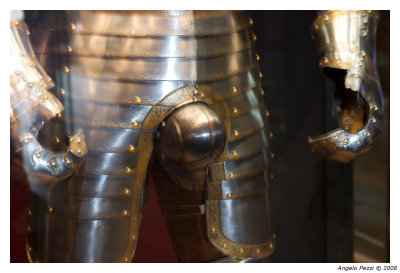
[{"x1": 10, "y1": 169, "x2": 178, "y2": 263}]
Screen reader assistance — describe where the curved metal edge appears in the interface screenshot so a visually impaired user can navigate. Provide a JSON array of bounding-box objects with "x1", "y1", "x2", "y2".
[
  {"x1": 206, "y1": 200, "x2": 275, "y2": 258},
  {"x1": 121, "y1": 84, "x2": 230, "y2": 262}
]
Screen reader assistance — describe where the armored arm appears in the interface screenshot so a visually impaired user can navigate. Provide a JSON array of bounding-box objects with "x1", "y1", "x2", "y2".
[
  {"x1": 308, "y1": 10, "x2": 383, "y2": 163},
  {"x1": 10, "y1": 11, "x2": 86, "y2": 188}
]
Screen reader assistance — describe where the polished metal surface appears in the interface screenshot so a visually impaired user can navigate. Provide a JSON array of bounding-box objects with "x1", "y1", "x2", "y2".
[
  {"x1": 10, "y1": 20, "x2": 86, "y2": 189},
  {"x1": 21, "y1": 10, "x2": 273, "y2": 262},
  {"x1": 309, "y1": 10, "x2": 384, "y2": 162},
  {"x1": 155, "y1": 102, "x2": 226, "y2": 190}
]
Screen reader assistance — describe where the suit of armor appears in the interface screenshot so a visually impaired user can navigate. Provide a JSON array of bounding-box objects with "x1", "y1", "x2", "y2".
[{"x1": 10, "y1": 10, "x2": 383, "y2": 262}]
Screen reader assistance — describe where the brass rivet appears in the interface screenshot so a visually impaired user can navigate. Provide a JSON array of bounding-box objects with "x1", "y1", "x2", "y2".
[
  {"x1": 132, "y1": 235, "x2": 136, "y2": 240},
  {"x1": 122, "y1": 209, "x2": 129, "y2": 216},
  {"x1": 67, "y1": 45, "x2": 72, "y2": 53},
  {"x1": 50, "y1": 159, "x2": 57, "y2": 167},
  {"x1": 232, "y1": 86, "x2": 238, "y2": 94},
  {"x1": 55, "y1": 137, "x2": 60, "y2": 144},
  {"x1": 125, "y1": 167, "x2": 133, "y2": 174},
  {"x1": 135, "y1": 96, "x2": 142, "y2": 103},
  {"x1": 229, "y1": 173, "x2": 234, "y2": 179},
  {"x1": 70, "y1": 23, "x2": 76, "y2": 30},
  {"x1": 64, "y1": 66, "x2": 70, "y2": 73},
  {"x1": 132, "y1": 121, "x2": 138, "y2": 127},
  {"x1": 60, "y1": 88, "x2": 66, "y2": 95},
  {"x1": 361, "y1": 50, "x2": 366, "y2": 57},
  {"x1": 233, "y1": 130, "x2": 239, "y2": 137},
  {"x1": 124, "y1": 188, "x2": 130, "y2": 195},
  {"x1": 211, "y1": 227, "x2": 216, "y2": 232},
  {"x1": 232, "y1": 107, "x2": 238, "y2": 115},
  {"x1": 253, "y1": 34, "x2": 257, "y2": 41},
  {"x1": 27, "y1": 225, "x2": 31, "y2": 232},
  {"x1": 256, "y1": 248, "x2": 260, "y2": 253},
  {"x1": 124, "y1": 257, "x2": 128, "y2": 262},
  {"x1": 28, "y1": 209, "x2": 32, "y2": 216},
  {"x1": 256, "y1": 54, "x2": 260, "y2": 61},
  {"x1": 56, "y1": 113, "x2": 62, "y2": 119},
  {"x1": 28, "y1": 246, "x2": 32, "y2": 252},
  {"x1": 270, "y1": 152, "x2": 274, "y2": 159},
  {"x1": 269, "y1": 243, "x2": 273, "y2": 249},
  {"x1": 259, "y1": 71, "x2": 263, "y2": 78},
  {"x1": 226, "y1": 193, "x2": 232, "y2": 198},
  {"x1": 249, "y1": 18, "x2": 253, "y2": 25},
  {"x1": 240, "y1": 248, "x2": 244, "y2": 253},
  {"x1": 232, "y1": 151, "x2": 238, "y2": 158},
  {"x1": 48, "y1": 206, "x2": 53, "y2": 213},
  {"x1": 128, "y1": 145, "x2": 135, "y2": 152},
  {"x1": 269, "y1": 131, "x2": 273, "y2": 138},
  {"x1": 265, "y1": 110, "x2": 270, "y2": 117},
  {"x1": 323, "y1": 57, "x2": 328, "y2": 63},
  {"x1": 223, "y1": 243, "x2": 227, "y2": 248},
  {"x1": 261, "y1": 89, "x2": 264, "y2": 96}
]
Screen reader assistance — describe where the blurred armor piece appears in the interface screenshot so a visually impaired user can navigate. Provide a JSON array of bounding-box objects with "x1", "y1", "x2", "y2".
[
  {"x1": 21, "y1": 11, "x2": 274, "y2": 262},
  {"x1": 308, "y1": 10, "x2": 384, "y2": 163},
  {"x1": 10, "y1": 18, "x2": 87, "y2": 189}
]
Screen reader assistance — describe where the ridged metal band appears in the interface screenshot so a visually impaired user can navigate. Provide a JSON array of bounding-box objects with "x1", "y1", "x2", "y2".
[
  {"x1": 51, "y1": 69, "x2": 260, "y2": 108},
  {"x1": 33, "y1": 29, "x2": 254, "y2": 58},
  {"x1": 37, "y1": 47, "x2": 258, "y2": 82},
  {"x1": 39, "y1": 10, "x2": 251, "y2": 37}
]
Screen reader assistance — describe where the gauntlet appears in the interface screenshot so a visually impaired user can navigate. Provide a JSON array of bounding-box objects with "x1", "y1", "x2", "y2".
[{"x1": 308, "y1": 10, "x2": 384, "y2": 163}]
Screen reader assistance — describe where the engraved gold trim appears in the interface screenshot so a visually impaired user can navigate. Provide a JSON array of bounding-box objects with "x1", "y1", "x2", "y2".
[
  {"x1": 121, "y1": 84, "x2": 229, "y2": 262},
  {"x1": 206, "y1": 200, "x2": 275, "y2": 258}
]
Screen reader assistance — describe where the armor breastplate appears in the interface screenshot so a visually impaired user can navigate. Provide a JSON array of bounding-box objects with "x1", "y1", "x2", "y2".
[{"x1": 25, "y1": 10, "x2": 273, "y2": 262}]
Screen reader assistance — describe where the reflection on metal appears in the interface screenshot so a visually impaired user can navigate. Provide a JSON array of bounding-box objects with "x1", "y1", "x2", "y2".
[
  {"x1": 10, "y1": 20, "x2": 86, "y2": 189},
  {"x1": 15, "y1": 10, "x2": 274, "y2": 262},
  {"x1": 308, "y1": 10, "x2": 384, "y2": 163}
]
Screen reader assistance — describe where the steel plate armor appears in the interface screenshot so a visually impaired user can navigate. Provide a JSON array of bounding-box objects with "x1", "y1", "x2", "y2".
[
  {"x1": 308, "y1": 11, "x2": 384, "y2": 163},
  {"x1": 13, "y1": 10, "x2": 274, "y2": 262},
  {"x1": 9, "y1": 10, "x2": 383, "y2": 263}
]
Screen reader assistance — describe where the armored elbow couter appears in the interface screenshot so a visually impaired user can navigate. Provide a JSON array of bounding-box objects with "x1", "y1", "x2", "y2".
[
  {"x1": 10, "y1": 19, "x2": 86, "y2": 189},
  {"x1": 308, "y1": 10, "x2": 384, "y2": 163}
]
